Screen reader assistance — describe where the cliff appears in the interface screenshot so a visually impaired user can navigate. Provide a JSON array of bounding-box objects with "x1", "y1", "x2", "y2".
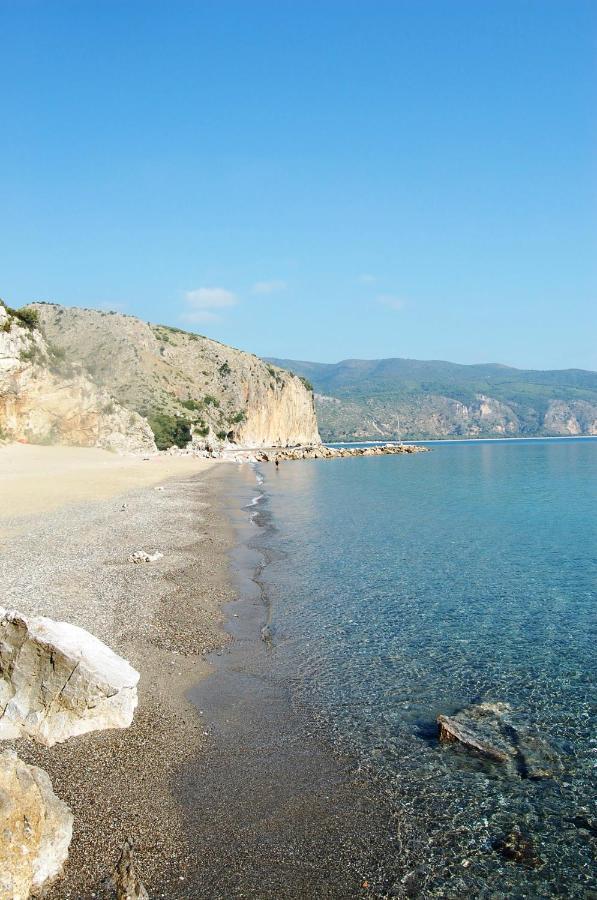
[
  {"x1": 268, "y1": 357, "x2": 597, "y2": 441},
  {"x1": 0, "y1": 303, "x2": 156, "y2": 453},
  {"x1": 32, "y1": 304, "x2": 320, "y2": 449}
]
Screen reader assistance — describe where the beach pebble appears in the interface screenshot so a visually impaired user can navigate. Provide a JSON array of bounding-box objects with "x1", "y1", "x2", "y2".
[{"x1": 128, "y1": 550, "x2": 164, "y2": 563}]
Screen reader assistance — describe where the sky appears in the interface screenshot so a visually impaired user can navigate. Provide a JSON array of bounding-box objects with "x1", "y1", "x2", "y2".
[{"x1": 1, "y1": 0, "x2": 595, "y2": 370}]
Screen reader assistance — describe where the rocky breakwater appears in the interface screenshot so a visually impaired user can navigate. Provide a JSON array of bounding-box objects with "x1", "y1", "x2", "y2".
[
  {"x1": 0, "y1": 607, "x2": 140, "y2": 898},
  {"x1": 0, "y1": 302, "x2": 156, "y2": 453},
  {"x1": 224, "y1": 442, "x2": 430, "y2": 463}
]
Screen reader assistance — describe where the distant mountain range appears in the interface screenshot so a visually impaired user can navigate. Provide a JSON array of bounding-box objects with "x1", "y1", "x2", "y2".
[{"x1": 266, "y1": 357, "x2": 597, "y2": 441}]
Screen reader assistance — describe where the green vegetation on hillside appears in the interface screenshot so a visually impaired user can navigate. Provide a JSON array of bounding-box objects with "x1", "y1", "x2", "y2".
[
  {"x1": 267, "y1": 356, "x2": 597, "y2": 440},
  {"x1": 145, "y1": 412, "x2": 192, "y2": 450},
  {"x1": 1, "y1": 299, "x2": 40, "y2": 331}
]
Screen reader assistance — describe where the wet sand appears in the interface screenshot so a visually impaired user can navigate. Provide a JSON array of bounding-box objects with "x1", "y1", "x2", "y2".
[{"x1": 178, "y1": 472, "x2": 399, "y2": 899}]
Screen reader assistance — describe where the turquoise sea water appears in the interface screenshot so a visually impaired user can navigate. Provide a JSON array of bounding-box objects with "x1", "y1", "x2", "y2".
[{"x1": 255, "y1": 439, "x2": 596, "y2": 897}]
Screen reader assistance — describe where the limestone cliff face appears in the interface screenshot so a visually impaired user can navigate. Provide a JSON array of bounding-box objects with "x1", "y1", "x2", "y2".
[
  {"x1": 313, "y1": 392, "x2": 522, "y2": 440},
  {"x1": 543, "y1": 400, "x2": 597, "y2": 436},
  {"x1": 0, "y1": 304, "x2": 156, "y2": 452},
  {"x1": 234, "y1": 373, "x2": 319, "y2": 447},
  {"x1": 33, "y1": 304, "x2": 321, "y2": 448}
]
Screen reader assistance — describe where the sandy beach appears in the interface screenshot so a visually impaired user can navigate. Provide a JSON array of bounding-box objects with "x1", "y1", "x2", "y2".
[
  {"x1": 0, "y1": 444, "x2": 239, "y2": 896},
  {"x1": 0, "y1": 444, "x2": 223, "y2": 522}
]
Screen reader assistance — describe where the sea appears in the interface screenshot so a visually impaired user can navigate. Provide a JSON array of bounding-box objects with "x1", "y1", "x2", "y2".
[{"x1": 248, "y1": 437, "x2": 596, "y2": 897}]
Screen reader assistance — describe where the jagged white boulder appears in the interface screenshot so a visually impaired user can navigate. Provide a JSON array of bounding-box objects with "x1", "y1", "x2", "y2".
[
  {"x1": 0, "y1": 607, "x2": 139, "y2": 747},
  {"x1": 0, "y1": 750, "x2": 73, "y2": 899}
]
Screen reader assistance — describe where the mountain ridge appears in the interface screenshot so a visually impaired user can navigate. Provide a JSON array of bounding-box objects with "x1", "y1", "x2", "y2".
[{"x1": 266, "y1": 356, "x2": 597, "y2": 441}]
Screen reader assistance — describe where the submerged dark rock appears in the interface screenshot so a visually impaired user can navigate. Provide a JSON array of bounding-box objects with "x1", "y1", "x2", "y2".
[
  {"x1": 437, "y1": 702, "x2": 561, "y2": 780},
  {"x1": 437, "y1": 703, "x2": 514, "y2": 762},
  {"x1": 493, "y1": 826, "x2": 544, "y2": 868}
]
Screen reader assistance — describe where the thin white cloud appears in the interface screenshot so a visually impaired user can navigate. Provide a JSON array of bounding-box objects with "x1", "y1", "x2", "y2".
[
  {"x1": 181, "y1": 286, "x2": 238, "y2": 323},
  {"x1": 377, "y1": 294, "x2": 406, "y2": 311},
  {"x1": 251, "y1": 280, "x2": 287, "y2": 295},
  {"x1": 359, "y1": 273, "x2": 377, "y2": 284}
]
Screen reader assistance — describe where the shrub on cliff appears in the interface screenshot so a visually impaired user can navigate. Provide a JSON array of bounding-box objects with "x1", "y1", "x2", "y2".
[
  {"x1": 13, "y1": 306, "x2": 40, "y2": 329},
  {"x1": 146, "y1": 412, "x2": 192, "y2": 450},
  {"x1": 0, "y1": 300, "x2": 40, "y2": 330}
]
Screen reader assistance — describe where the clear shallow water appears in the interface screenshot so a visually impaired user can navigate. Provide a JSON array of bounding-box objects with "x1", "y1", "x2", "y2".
[{"x1": 256, "y1": 439, "x2": 596, "y2": 897}]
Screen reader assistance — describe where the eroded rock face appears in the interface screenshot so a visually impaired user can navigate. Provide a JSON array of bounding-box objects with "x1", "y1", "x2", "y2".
[
  {"x1": 0, "y1": 750, "x2": 73, "y2": 899},
  {"x1": 0, "y1": 304, "x2": 156, "y2": 453},
  {"x1": 0, "y1": 607, "x2": 139, "y2": 747},
  {"x1": 543, "y1": 399, "x2": 597, "y2": 436}
]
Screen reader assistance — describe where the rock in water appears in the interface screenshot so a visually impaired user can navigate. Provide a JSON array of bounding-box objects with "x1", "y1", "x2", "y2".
[
  {"x1": 0, "y1": 750, "x2": 73, "y2": 899},
  {"x1": 0, "y1": 607, "x2": 139, "y2": 746},
  {"x1": 494, "y1": 826, "x2": 544, "y2": 868},
  {"x1": 437, "y1": 703, "x2": 514, "y2": 762},
  {"x1": 113, "y1": 840, "x2": 149, "y2": 900},
  {"x1": 260, "y1": 624, "x2": 273, "y2": 643}
]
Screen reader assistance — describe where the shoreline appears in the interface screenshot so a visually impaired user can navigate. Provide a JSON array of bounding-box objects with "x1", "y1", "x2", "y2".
[
  {"x1": 0, "y1": 445, "x2": 409, "y2": 897},
  {"x1": 328, "y1": 434, "x2": 597, "y2": 445},
  {"x1": 179, "y1": 463, "x2": 400, "y2": 898}
]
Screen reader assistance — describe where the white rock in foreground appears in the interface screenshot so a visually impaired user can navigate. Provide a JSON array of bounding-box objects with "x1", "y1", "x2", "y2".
[
  {"x1": 0, "y1": 750, "x2": 73, "y2": 899},
  {"x1": 0, "y1": 607, "x2": 139, "y2": 747}
]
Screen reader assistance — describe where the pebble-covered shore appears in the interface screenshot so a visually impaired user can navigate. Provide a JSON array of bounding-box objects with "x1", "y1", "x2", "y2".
[{"x1": 1, "y1": 463, "x2": 238, "y2": 897}]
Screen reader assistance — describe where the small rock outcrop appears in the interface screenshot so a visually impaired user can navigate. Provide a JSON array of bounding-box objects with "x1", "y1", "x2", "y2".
[
  {"x1": 0, "y1": 607, "x2": 139, "y2": 746},
  {"x1": 112, "y1": 840, "x2": 149, "y2": 900},
  {"x1": 0, "y1": 750, "x2": 73, "y2": 899}
]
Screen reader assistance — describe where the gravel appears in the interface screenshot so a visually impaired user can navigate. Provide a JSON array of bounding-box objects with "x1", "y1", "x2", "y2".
[{"x1": 0, "y1": 463, "x2": 239, "y2": 897}]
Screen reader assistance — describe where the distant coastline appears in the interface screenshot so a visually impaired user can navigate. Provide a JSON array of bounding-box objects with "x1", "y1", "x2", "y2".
[{"x1": 329, "y1": 434, "x2": 597, "y2": 446}]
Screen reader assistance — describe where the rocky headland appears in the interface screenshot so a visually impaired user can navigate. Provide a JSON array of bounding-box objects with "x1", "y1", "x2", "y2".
[{"x1": 31, "y1": 303, "x2": 320, "y2": 449}]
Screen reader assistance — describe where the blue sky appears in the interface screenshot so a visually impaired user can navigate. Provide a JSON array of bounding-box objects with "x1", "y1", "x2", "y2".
[{"x1": 1, "y1": 0, "x2": 595, "y2": 369}]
